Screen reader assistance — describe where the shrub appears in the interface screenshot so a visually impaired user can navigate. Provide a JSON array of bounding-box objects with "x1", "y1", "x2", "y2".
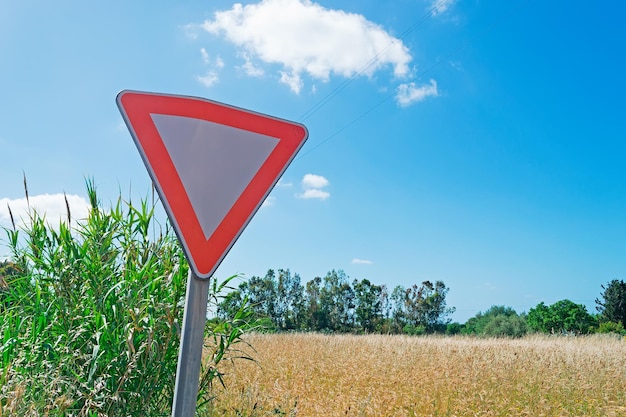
[
  {"x1": 596, "y1": 321, "x2": 626, "y2": 335},
  {"x1": 403, "y1": 324, "x2": 426, "y2": 336},
  {"x1": 462, "y1": 306, "x2": 527, "y2": 338},
  {"x1": 445, "y1": 322, "x2": 463, "y2": 335}
]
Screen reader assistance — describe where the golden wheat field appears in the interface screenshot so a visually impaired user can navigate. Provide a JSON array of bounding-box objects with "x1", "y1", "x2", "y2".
[{"x1": 207, "y1": 333, "x2": 626, "y2": 416}]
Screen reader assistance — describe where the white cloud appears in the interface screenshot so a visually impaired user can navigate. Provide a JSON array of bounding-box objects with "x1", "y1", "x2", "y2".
[
  {"x1": 201, "y1": 0, "x2": 412, "y2": 93},
  {"x1": 302, "y1": 173, "x2": 328, "y2": 189},
  {"x1": 352, "y1": 258, "x2": 373, "y2": 265},
  {"x1": 300, "y1": 189, "x2": 330, "y2": 200},
  {"x1": 196, "y1": 50, "x2": 224, "y2": 87},
  {"x1": 277, "y1": 180, "x2": 293, "y2": 187},
  {"x1": 280, "y1": 71, "x2": 303, "y2": 94},
  {"x1": 298, "y1": 173, "x2": 330, "y2": 200},
  {"x1": 197, "y1": 71, "x2": 219, "y2": 87},
  {"x1": 0, "y1": 194, "x2": 90, "y2": 230},
  {"x1": 215, "y1": 55, "x2": 225, "y2": 68},
  {"x1": 395, "y1": 79, "x2": 438, "y2": 107},
  {"x1": 430, "y1": 0, "x2": 457, "y2": 16},
  {"x1": 239, "y1": 54, "x2": 264, "y2": 77},
  {"x1": 200, "y1": 47, "x2": 210, "y2": 64}
]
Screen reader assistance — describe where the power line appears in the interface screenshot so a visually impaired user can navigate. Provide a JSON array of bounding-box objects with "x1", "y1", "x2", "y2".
[
  {"x1": 297, "y1": 0, "x2": 449, "y2": 122},
  {"x1": 296, "y1": 0, "x2": 529, "y2": 160}
]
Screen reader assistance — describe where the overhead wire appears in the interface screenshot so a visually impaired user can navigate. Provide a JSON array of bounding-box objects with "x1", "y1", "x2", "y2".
[
  {"x1": 295, "y1": 42, "x2": 447, "y2": 160},
  {"x1": 297, "y1": 0, "x2": 449, "y2": 122},
  {"x1": 295, "y1": 0, "x2": 529, "y2": 161}
]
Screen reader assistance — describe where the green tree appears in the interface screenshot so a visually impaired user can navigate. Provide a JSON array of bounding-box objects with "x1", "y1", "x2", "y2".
[
  {"x1": 596, "y1": 279, "x2": 626, "y2": 327},
  {"x1": 390, "y1": 285, "x2": 408, "y2": 331},
  {"x1": 304, "y1": 276, "x2": 323, "y2": 330},
  {"x1": 319, "y1": 270, "x2": 355, "y2": 332},
  {"x1": 275, "y1": 269, "x2": 305, "y2": 330},
  {"x1": 353, "y1": 278, "x2": 383, "y2": 332},
  {"x1": 527, "y1": 300, "x2": 596, "y2": 334},
  {"x1": 393, "y1": 281, "x2": 454, "y2": 333},
  {"x1": 240, "y1": 270, "x2": 278, "y2": 328},
  {"x1": 216, "y1": 287, "x2": 245, "y2": 319},
  {"x1": 463, "y1": 306, "x2": 527, "y2": 337}
]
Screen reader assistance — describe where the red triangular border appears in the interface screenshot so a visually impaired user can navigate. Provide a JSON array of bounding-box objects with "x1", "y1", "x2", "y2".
[{"x1": 117, "y1": 90, "x2": 308, "y2": 278}]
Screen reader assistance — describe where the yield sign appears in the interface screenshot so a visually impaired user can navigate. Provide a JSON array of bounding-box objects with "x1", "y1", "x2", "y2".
[{"x1": 116, "y1": 90, "x2": 308, "y2": 278}]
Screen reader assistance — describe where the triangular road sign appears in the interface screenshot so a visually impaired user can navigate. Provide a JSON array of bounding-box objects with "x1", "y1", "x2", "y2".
[{"x1": 116, "y1": 90, "x2": 308, "y2": 278}]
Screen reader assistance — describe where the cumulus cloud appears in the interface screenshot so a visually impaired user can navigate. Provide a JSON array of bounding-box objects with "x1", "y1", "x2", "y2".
[
  {"x1": 302, "y1": 174, "x2": 329, "y2": 189},
  {"x1": 300, "y1": 188, "x2": 330, "y2": 200},
  {"x1": 395, "y1": 79, "x2": 438, "y2": 107},
  {"x1": 352, "y1": 258, "x2": 373, "y2": 265},
  {"x1": 200, "y1": 0, "x2": 412, "y2": 93},
  {"x1": 298, "y1": 173, "x2": 330, "y2": 200},
  {"x1": 0, "y1": 194, "x2": 90, "y2": 229}
]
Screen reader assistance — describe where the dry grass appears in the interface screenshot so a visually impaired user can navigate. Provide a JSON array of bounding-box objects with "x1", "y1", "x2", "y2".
[{"x1": 208, "y1": 333, "x2": 626, "y2": 416}]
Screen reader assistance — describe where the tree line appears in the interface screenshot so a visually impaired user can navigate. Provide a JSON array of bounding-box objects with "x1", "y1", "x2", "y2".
[
  {"x1": 216, "y1": 268, "x2": 626, "y2": 337},
  {"x1": 456, "y1": 279, "x2": 626, "y2": 337},
  {"x1": 217, "y1": 269, "x2": 455, "y2": 334}
]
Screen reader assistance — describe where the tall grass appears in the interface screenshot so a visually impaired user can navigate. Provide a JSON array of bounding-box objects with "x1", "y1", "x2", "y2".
[{"x1": 0, "y1": 179, "x2": 252, "y2": 416}]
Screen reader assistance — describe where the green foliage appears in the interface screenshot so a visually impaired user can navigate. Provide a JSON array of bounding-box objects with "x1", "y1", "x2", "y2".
[
  {"x1": 0, "y1": 179, "x2": 252, "y2": 416},
  {"x1": 392, "y1": 281, "x2": 455, "y2": 333},
  {"x1": 219, "y1": 271, "x2": 455, "y2": 335},
  {"x1": 402, "y1": 324, "x2": 426, "y2": 336},
  {"x1": 462, "y1": 306, "x2": 527, "y2": 338},
  {"x1": 596, "y1": 279, "x2": 626, "y2": 327},
  {"x1": 218, "y1": 269, "x2": 306, "y2": 332},
  {"x1": 318, "y1": 270, "x2": 355, "y2": 332},
  {"x1": 596, "y1": 321, "x2": 626, "y2": 335},
  {"x1": 527, "y1": 300, "x2": 597, "y2": 335},
  {"x1": 445, "y1": 322, "x2": 463, "y2": 335},
  {"x1": 353, "y1": 278, "x2": 383, "y2": 333}
]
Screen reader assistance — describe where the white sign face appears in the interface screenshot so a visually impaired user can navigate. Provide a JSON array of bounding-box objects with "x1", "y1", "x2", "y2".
[{"x1": 151, "y1": 114, "x2": 279, "y2": 240}]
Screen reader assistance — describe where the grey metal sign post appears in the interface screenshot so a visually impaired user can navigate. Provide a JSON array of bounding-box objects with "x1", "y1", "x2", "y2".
[{"x1": 171, "y1": 270, "x2": 210, "y2": 417}]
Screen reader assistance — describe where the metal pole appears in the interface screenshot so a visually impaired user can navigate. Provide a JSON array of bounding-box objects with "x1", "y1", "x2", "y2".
[{"x1": 171, "y1": 269, "x2": 210, "y2": 417}]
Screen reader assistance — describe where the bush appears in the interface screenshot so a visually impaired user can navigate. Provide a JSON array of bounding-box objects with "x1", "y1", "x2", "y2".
[
  {"x1": 481, "y1": 314, "x2": 527, "y2": 338},
  {"x1": 403, "y1": 324, "x2": 426, "y2": 336},
  {"x1": 0, "y1": 180, "x2": 252, "y2": 416},
  {"x1": 462, "y1": 306, "x2": 527, "y2": 338},
  {"x1": 596, "y1": 321, "x2": 626, "y2": 335},
  {"x1": 445, "y1": 322, "x2": 463, "y2": 335}
]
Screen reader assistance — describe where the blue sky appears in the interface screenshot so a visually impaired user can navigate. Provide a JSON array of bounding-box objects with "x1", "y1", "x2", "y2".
[{"x1": 1, "y1": 0, "x2": 625, "y2": 322}]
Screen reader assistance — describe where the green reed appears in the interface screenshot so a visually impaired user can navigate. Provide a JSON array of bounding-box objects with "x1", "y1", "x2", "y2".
[{"x1": 0, "y1": 178, "x2": 253, "y2": 416}]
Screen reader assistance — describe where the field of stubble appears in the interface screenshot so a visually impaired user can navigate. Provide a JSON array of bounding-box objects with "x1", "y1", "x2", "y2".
[{"x1": 207, "y1": 333, "x2": 626, "y2": 417}]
